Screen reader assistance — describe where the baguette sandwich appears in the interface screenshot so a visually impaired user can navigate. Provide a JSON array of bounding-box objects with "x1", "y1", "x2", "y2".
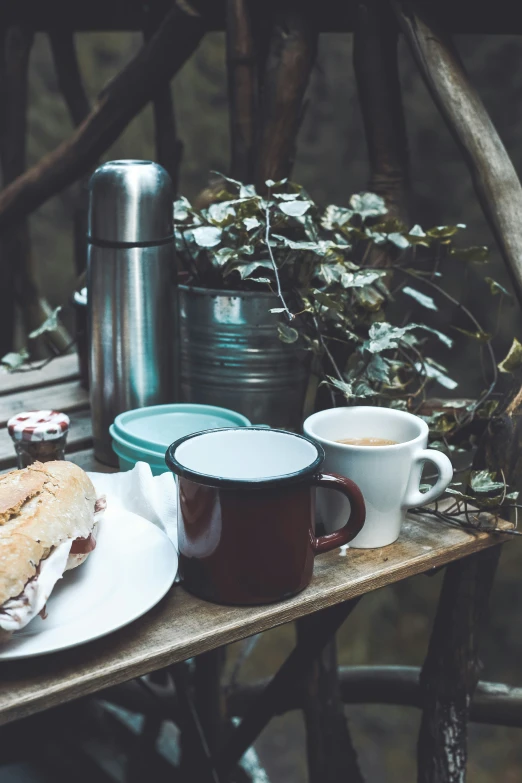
[{"x1": 0, "y1": 461, "x2": 105, "y2": 635}]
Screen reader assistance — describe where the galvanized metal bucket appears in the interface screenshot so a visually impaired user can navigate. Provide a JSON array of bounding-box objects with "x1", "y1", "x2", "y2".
[{"x1": 179, "y1": 285, "x2": 310, "y2": 430}]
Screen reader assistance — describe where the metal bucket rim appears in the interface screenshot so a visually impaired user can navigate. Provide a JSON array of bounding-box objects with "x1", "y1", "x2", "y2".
[{"x1": 179, "y1": 283, "x2": 287, "y2": 299}]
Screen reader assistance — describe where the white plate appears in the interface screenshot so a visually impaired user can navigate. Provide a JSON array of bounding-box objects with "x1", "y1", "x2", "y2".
[{"x1": 0, "y1": 507, "x2": 177, "y2": 660}]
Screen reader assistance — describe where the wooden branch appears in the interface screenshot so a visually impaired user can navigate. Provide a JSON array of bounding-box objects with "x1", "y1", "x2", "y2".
[
  {"x1": 354, "y1": 0, "x2": 409, "y2": 221},
  {"x1": 227, "y1": 666, "x2": 522, "y2": 729},
  {"x1": 255, "y1": 2, "x2": 318, "y2": 188},
  {"x1": 0, "y1": 4, "x2": 207, "y2": 233},
  {"x1": 216, "y1": 598, "x2": 360, "y2": 776},
  {"x1": 226, "y1": 0, "x2": 257, "y2": 182},
  {"x1": 296, "y1": 616, "x2": 365, "y2": 783},
  {"x1": 416, "y1": 546, "x2": 501, "y2": 783},
  {"x1": 392, "y1": 0, "x2": 522, "y2": 307}
]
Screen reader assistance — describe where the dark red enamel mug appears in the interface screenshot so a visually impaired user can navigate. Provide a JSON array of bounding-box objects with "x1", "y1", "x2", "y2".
[{"x1": 166, "y1": 427, "x2": 366, "y2": 605}]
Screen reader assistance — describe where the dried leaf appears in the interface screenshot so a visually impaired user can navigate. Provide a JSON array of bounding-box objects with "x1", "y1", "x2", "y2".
[
  {"x1": 277, "y1": 323, "x2": 299, "y2": 343},
  {"x1": 1, "y1": 349, "x2": 29, "y2": 370},
  {"x1": 498, "y1": 338, "x2": 522, "y2": 374},
  {"x1": 485, "y1": 277, "x2": 511, "y2": 297},
  {"x1": 449, "y1": 245, "x2": 489, "y2": 262}
]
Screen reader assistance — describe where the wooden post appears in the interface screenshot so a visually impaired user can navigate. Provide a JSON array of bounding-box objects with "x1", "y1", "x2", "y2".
[
  {"x1": 216, "y1": 599, "x2": 359, "y2": 777},
  {"x1": 226, "y1": 0, "x2": 257, "y2": 182},
  {"x1": 417, "y1": 546, "x2": 501, "y2": 783},
  {"x1": 49, "y1": 30, "x2": 92, "y2": 282},
  {"x1": 255, "y1": 1, "x2": 318, "y2": 188},
  {"x1": 354, "y1": 0, "x2": 409, "y2": 222},
  {"x1": 143, "y1": 12, "x2": 183, "y2": 193},
  {"x1": 392, "y1": 0, "x2": 522, "y2": 306},
  {"x1": 296, "y1": 614, "x2": 365, "y2": 783}
]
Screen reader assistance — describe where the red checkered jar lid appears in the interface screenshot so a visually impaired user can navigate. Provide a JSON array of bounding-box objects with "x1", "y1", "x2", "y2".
[{"x1": 7, "y1": 410, "x2": 70, "y2": 442}]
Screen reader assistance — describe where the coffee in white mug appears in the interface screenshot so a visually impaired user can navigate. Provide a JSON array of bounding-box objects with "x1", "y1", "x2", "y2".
[{"x1": 304, "y1": 406, "x2": 453, "y2": 548}]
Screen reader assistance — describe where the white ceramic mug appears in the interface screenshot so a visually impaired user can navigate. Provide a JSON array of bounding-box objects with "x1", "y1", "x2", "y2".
[{"x1": 303, "y1": 406, "x2": 453, "y2": 548}]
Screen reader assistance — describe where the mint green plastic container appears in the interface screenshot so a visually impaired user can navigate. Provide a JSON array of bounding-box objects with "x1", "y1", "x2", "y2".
[{"x1": 109, "y1": 403, "x2": 251, "y2": 474}]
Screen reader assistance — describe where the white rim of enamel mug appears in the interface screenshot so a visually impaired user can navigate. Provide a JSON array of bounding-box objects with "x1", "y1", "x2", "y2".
[
  {"x1": 303, "y1": 406, "x2": 429, "y2": 450},
  {"x1": 165, "y1": 427, "x2": 325, "y2": 489}
]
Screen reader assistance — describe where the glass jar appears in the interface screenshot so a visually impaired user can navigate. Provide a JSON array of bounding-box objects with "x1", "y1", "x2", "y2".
[{"x1": 8, "y1": 410, "x2": 70, "y2": 468}]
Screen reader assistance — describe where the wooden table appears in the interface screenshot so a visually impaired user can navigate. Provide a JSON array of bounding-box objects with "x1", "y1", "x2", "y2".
[{"x1": 0, "y1": 354, "x2": 511, "y2": 781}]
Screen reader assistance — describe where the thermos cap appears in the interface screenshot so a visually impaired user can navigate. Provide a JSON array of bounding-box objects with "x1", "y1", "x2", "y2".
[{"x1": 87, "y1": 160, "x2": 173, "y2": 245}]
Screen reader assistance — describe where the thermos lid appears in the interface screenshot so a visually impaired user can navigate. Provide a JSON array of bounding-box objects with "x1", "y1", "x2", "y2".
[{"x1": 87, "y1": 160, "x2": 173, "y2": 245}]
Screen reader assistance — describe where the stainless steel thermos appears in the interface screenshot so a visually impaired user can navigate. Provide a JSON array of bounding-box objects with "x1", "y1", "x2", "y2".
[{"x1": 87, "y1": 160, "x2": 178, "y2": 465}]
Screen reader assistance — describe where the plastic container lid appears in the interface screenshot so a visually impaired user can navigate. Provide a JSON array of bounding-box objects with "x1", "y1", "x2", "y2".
[
  {"x1": 8, "y1": 410, "x2": 70, "y2": 442},
  {"x1": 111, "y1": 404, "x2": 251, "y2": 455}
]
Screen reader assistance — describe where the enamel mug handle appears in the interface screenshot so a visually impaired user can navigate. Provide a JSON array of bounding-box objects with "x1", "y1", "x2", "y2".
[
  {"x1": 312, "y1": 472, "x2": 366, "y2": 554},
  {"x1": 404, "y1": 448, "x2": 453, "y2": 508}
]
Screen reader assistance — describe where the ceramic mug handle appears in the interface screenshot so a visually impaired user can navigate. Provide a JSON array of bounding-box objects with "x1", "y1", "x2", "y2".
[
  {"x1": 311, "y1": 472, "x2": 366, "y2": 554},
  {"x1": 403, "y1": 448, "x2": 453, "y2": 508}
]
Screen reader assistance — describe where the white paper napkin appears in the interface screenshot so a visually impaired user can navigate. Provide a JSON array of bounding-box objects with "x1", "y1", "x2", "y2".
[{"x1": 88, "y1": 462, "x2": 179, "y2": 574}]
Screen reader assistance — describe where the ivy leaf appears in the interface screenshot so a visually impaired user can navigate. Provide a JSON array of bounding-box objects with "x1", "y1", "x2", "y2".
[
  {"x1": 449, "y1": 246, "x2": 489, "y2": 262},
  {"x1": 270, "y1": 308, "x2": 287, "y2": 313},
  {"x1": 244, "y1": 216, "x2": 261, "y2": 232},
  {"x1": 387, "y1": 232, "x2": 410, "y2": 249},
  {"x1": 321, "y1": 205, "x2": 353, "y2": 230},
  {"x1": 414, "y1": 359, "x2": 458, "y2": 390},
  {"x1": 498, "y1": 338, "x2": 522, "y2": 374},
  {"x1": 366, "y1": 354, "x2": 391, "y2": 384},
  {"x1": 230, "y1": 260, "x2": 274, "y2": 280},
  {"x1": 313, "y1": 291, "x2": 343, "y2": 312},
  {"x1": 265, "y1": 178, "x2": 288, "y2": 188},
  {"x1": 409, "y1": 224, "x2": 426, "y2": 237},
  {"x1": 207, "y1": 201, "x2": 238, "y2": 225},
  {"x1": 239, "y1": 184, "x2": 257, "y2": 198},
  {"x1": 327, "y1": 376, "x2": 354, "y2": 399},
  {"x1": 277, "y1": 323, "x2": 299, "y2": 343},
  {"x1": 470, "y1": 470, "x2": 505, "y2": 494},
  {"x1": 349, "y1": 192, "x2": 387, "y2": 219},
  {"x1": 212, "y1": 248, "x2": 237, "y2": 268},
  {"x1": 192, "y1": 226, "x2": 222, "y2": 248},
  {"x1": 28, "y1": 307, "x2": 62, "y2": 339},
  {"x1": 279, "y1": 200, "x2": 311, "y2": 218},
  {"x1": 402, "y1": 286, "x2": 438, "y2": 311},
  {"x1": 1, "y1": 349, "x2": 29, "y2": 370},
  {"x1": 173, "y1": 196, "x2": 192, "y2": 222},
  {"x1": 485, "y1": 277, "x2": 511, "y2": 297}
]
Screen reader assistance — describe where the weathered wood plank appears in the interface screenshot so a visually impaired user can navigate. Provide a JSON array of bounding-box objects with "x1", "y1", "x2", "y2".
[
  {"x1": 0, "y1": 513, "x2": 510, "y2": 727},
  {"x1": 0, "y1": 380, "x2": 89, "y2": 427},
  {"x1": 0, "y1": 355, "x2": 79, "y2": 396},
  {"x1": 0, "y1": 408, "x2": 92, "y2": 470}
]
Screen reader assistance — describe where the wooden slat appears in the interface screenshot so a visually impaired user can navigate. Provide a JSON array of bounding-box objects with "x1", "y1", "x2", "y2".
[
  {"x1": 0, "y1": 409, "x2": 92, "y2": 470},
  {"x1": 0, "y1": 354, "x2": 79, "y2": 396},
  {"x1": 0, "y1": 380, "x2": 89, "y2": 427},
  {"x1": 0, "y1": 513, "x2": 510, "y2": 727}
]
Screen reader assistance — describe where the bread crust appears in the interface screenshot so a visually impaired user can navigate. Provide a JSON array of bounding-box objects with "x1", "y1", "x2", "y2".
[{"x1": 0, "y1": 461, "x2": 96, "y2": 605}]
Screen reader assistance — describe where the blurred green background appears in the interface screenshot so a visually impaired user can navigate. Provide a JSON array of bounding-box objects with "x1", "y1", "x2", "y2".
[{"x1": 11, "y1": 29, "x2": 522, "y2": 782}]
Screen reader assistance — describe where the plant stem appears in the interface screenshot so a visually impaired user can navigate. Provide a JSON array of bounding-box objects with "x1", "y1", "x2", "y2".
[{"x1": 265, "y1": 204, "x2": 294, "y2": 320}]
